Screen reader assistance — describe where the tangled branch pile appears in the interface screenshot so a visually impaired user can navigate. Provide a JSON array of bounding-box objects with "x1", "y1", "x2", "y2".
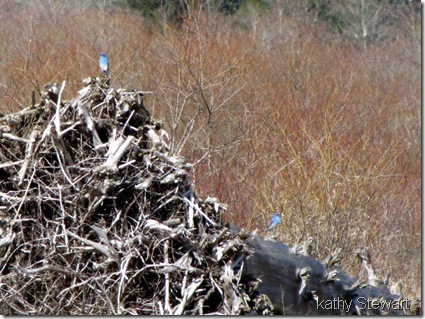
[{"x1": 0, "y1": 76, "x2": 269, "y2": 315}]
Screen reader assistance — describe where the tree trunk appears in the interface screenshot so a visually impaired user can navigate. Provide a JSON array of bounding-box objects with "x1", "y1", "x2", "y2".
[{"x1": 240, "y1": 232, "x2": 409, "y2": 315}]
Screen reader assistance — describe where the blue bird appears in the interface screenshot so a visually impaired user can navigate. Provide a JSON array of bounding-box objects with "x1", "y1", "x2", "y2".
[
  {"x1": 266, "y1": 213, "x2": 281, "y2": 232},
  {"x1": 99, "y1": 52, "x2": 110, "y2": 78}
]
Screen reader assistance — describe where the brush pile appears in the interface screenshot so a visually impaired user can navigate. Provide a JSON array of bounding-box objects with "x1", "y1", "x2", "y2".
[{"x1": 0, "y1": 76, "x2": 269, "y2": 315}]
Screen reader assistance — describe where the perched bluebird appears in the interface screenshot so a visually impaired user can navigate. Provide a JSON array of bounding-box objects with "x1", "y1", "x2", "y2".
[
  {"x1": 99, "y1": 52, "x2": 110, "y2": 78},
  {"x1": 266, "y1": 213, "x2": 281, "y2": 231}
]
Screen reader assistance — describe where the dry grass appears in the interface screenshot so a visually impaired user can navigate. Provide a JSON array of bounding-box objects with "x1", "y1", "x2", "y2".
[{"x1": 0, "y1": 1, "x2": 420, "y2": 299}]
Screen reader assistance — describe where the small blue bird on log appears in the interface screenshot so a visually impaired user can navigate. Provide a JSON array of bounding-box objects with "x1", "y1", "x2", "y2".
[
  {"x1": 99, "y1": 52, "x2": 110, "y2": 78},
  {"x1": 266, "y1": 213, "x2": 281, "y2": 232}
]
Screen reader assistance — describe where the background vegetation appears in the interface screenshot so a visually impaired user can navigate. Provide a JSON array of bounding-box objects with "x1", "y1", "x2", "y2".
[{"x1": 0, "y1": 0, "x2": 420, "y2": 299}]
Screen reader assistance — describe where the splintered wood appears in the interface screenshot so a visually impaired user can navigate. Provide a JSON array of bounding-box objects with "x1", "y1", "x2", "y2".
[{"x1": 0, "y1": 76, "x2": 267, "y2": 315}]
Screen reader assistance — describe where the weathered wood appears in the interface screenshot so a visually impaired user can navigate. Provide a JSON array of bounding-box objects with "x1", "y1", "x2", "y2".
[
  {"x1": 240, "y1": 233, "x2": 409, "y2": 315},
  {"x1": 0, "y1": 77, "x2": 260, "y2": 315}
]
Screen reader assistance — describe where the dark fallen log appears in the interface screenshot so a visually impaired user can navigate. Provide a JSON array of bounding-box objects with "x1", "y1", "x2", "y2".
[{"x1": 240, "y1": 232, "x2": 412, "y2": 315}]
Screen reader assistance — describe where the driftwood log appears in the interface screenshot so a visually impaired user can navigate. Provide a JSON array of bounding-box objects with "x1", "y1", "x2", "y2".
[
  {"x1": 240, "y1": 232, "x2": 413, "y2": 315},
  {"x1": 0, "y1": 75, "x2": 416, "y2": 315}
]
